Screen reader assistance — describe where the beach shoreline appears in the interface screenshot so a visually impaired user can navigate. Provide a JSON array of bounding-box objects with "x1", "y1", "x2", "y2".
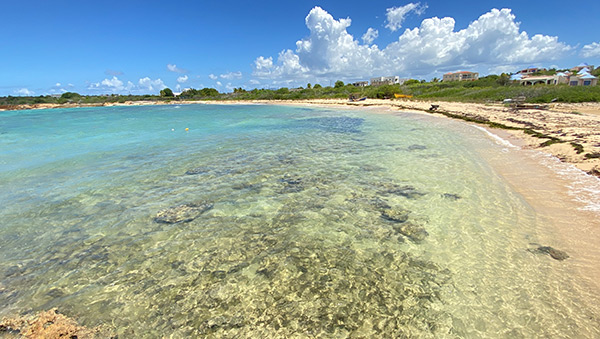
[
  {"x1": 2, "y1": 100, "x2": 600, "y2": 336},
  {"x1": 3, "y1": 98, "x2": 599, "y2": 177}
]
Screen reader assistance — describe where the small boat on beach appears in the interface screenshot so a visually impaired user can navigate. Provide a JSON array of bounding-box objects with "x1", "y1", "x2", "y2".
[
  {"x1": 394, "y1": 93, "x2": 413, "y2": 99},
  {"x1": 348, "y1": 95, "x2": 367, "y2": 102}
]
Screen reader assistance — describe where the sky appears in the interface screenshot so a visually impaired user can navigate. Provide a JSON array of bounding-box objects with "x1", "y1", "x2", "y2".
[{"x1": 2, "y1": 0, "x2": 600, "y2": 96}]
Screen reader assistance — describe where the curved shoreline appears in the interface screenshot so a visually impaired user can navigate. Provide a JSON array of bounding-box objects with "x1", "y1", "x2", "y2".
[
  {"x1": 3, "y1": 99, "x2": 599, "y2": 177},
  {"x1": 2, "y1": 101, "x2": 600, "y2": 336}
]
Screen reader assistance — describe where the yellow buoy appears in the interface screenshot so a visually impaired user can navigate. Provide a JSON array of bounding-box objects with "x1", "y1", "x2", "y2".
[{"x1": 185, "y1": 128, "x2": 189, "y2": 131}]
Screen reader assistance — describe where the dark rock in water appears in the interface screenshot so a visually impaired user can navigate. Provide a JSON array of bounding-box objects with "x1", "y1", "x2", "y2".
[
  {"x1": 227, "y1": 262, "x2": 250, "y2": 274},
  {"x1": 442, "y1": 193, "x2": 461, "y2": 200},
  {"x1": 211, "y1": 270, "x2": 227, "y2": 280},
  {"x1": 370, "y1": 197, "x2": 391, "y2": 210},
  {"x1": 185, "y1": 166, "x2": 212, "y2": 175},
  {"x1": 530, "y1": 246, "x2": 569, "y2": 261},
  {"x1": 4, "y1": 265, "x2": 25, "y2": 278},
  {"x1": 380, "y1": 207, "x2": 409, "y2": 223},
  {"x1": 279, "y1": 174, "x2": 304, "y2": 193},
  {"x1": 154, "y1": 202, "x2": 213, "y2": 224},
  {"x1": 232, "y1": 182, "x2": 262, "y2": 192},
  {"x1": 46, "y1": 288, "x2": 65, "y2": 298},
  {"x1": 408, "y1": 144, "x2": 427, "y2": 151},
  {"x1": 392, "y1": 223, "x2": 428, "y2": 243},
  {"x1": 377, "y1": 183, "x2": 426, "y2": 199},
  {"x1": 277, "y1": 155, "x2": 295, "y2": 165}
]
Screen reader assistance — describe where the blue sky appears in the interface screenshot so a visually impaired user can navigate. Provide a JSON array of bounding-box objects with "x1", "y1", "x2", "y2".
[{"x1": 2, "y1": 0, "x2": 600, "y2": 96}]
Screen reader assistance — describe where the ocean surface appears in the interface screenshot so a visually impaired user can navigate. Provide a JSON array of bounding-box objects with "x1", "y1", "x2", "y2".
[{"x1": 0, "y1": 104, "x2": 599, "y2": 337}]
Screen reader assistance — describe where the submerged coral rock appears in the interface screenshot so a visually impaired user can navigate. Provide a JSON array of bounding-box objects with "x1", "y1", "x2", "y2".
[
  {"x1": 185, "y1": 166, "x2": 212, "y2": 175},
  {"x1": 279, "y1": 174, "x2": 304, "y2": 193},
  {"x1": 407, "y1": 144, "x2": 427, "y2": 151},
  {"x1": 442, "y1": 193, "x2": 461, "y2": 200},
  {"x1": 531, "y1": 246, "x2": 570, "y2": 261},
  {"x1": 392, "y1": 222, "x2": 429, "y2": 243},
  {"x1": 377, "y1": 183, "x2": 426, "y2": 199},
  {"x1": 380, "y1": 207, "x2": 410, "y2": 223},
  {"x1": 154, "y1": 202, "x2": 213, "y2": 224}
]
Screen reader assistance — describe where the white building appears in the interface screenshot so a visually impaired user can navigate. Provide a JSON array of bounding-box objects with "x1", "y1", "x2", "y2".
[
  {"x1": 442, "y1": 71, "x2": 479, "y2": 82},
  {"x1": 370, "y1": 76, "x2": 408, "y2": 86}
]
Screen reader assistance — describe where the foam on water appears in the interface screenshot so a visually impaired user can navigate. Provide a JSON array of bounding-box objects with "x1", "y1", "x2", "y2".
[
  {"x1": 472, "y1": 124, "x2": 600, "y2": 213},
  {"x1": 535, "y1": 152, "x2": 600, "y2": 212}
]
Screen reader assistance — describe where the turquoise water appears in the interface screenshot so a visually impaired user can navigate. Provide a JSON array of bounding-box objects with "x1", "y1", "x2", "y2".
[{"x1": 0, "y1": 104, "x2": 598, "y2": 337}]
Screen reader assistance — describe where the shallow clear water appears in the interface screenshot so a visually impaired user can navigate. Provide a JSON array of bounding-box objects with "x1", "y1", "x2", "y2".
[{"x1": 0, "y1": 104, "x2": 598, "y2": 337}]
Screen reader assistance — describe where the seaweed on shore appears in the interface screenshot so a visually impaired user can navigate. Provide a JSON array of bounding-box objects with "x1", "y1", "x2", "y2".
[{"x1": 413, "y1": 106, "x2": 587, "y2": 154}]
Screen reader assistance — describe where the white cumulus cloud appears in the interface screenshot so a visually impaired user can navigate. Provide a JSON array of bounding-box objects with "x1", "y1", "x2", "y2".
[
  {"x1": 253, "y1": 6, "x2": 572, "y2": 82},
  {"x1": 167, "y1": 64, "x2": 188, "y2": 74},
  {"x1": 177, "y1": 75, "x2": 189, "y2": 83},
  {"x1": 14, "y1": 88, "x2": 34, "y2": 96},
  {"x1": 220, "y1": 71, "x2": 243, "y2": 79},
  {"x1": 385, "y1": 3, "x2": 427, "y2": 32},
  {"x1": 88, "y1": 76, "x2": 134, "y2": 92},
  {"x1": 138, "y1": 77, "x2": 166, "y2": 91},
  {"x1": 581, "y1": 42, "x2": 600, "y2": 58},
  {"x1": 362, "y1": 27, "x2": 379, "y2": 44},
  {"x1": 88, "y1": 76, "x2": 168, "y2": 94},
  {"x1": 208, "y1": 74, "x2": 218, "y2": 80}
]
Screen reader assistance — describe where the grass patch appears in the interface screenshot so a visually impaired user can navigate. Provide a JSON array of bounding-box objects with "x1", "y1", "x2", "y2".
[
  {"x1": 571, "y1": 143, "x2": 585, "y2": 154},
  {"x1": 584, "y1": 152, "x2": 600, "y2": 159},
  {"x1": 540, "y1": 139, "x2": 564, "y2": 147}
]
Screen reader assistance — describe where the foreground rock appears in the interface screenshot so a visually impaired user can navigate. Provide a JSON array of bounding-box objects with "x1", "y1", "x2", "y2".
[
  {"x1": 0, "y1": 308, "x2": 113, "y2": 338},
  {"x1": 154, "y1": 202, "x2": 213, "y2": 224},
  {"x1": 529, "y1": 246, "x2": 570, "y2": 261}
]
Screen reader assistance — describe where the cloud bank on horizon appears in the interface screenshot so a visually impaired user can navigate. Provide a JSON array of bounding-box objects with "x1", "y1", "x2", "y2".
[{"x1": 253, "y1": 5, "x2": 576, "y2": 83}]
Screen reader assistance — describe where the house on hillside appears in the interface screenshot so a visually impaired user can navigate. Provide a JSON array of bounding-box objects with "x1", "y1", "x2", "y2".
[
  {"x1": 571, "y1": 63, "x2": 595, "y2": 73},
  {"x1": 370, "y1": 76, "x2": 408, "y2": 86},
  {"x1": 442, "y1": 71, "x2": 479, "y2": 82},
  {"x1": 569, "y1": 69, "x2": 598, "y2": 86},
  {"x1": 517, "y1": 67, "x2": 547, "y2": 75},
  {"x1": 519, "y1": 73, "x2": 569, "y2": 86},
  {"x1": 518, "y1": 68, "x2": 597, "y2": 86}
]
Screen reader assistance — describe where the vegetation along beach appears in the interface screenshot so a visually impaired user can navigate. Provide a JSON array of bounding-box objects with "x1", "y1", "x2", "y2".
[{"x1": 2, "y1": 1, "x2": 600, "y2": 337}]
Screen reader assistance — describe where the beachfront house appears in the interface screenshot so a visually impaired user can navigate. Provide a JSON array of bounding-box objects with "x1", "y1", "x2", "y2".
[
  {"x1": 568, "y1": 70, "x2": 598, "y2": 86},
  {"x1": 352, "y1": 81, "x2": 369, "y2": 87},
  {"x1": 518, "y1": 68, "x2": 597, "y2": 86},
  {"x1": 442, "y1": 71, "x2": 479, "y2": 82},
  {"x1": 370, "y1": 76, "x2": 408, "y2": 86},
  {"x1": 519, "y1": 73, "x2": 570, "y2": 86}
]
